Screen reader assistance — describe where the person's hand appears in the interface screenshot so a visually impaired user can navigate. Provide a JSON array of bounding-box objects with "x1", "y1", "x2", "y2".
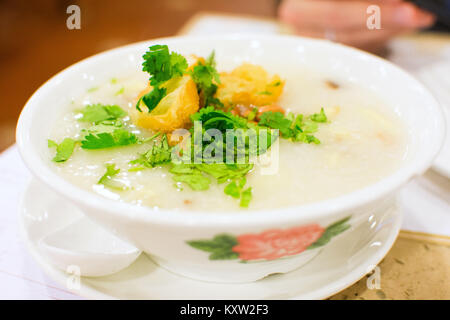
[{"x1": 278, "y1": 0, "x2": 436, "y2": 52}]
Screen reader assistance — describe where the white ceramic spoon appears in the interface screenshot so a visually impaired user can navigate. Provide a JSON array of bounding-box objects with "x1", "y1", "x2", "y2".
[{"x1": 38, "y1": 217, "x2": 141, "y2": 277}]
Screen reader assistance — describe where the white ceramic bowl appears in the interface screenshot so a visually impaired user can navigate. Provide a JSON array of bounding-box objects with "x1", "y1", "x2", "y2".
[{"x1": 16, "y1": 35, "x2": 446, "y2": 282}]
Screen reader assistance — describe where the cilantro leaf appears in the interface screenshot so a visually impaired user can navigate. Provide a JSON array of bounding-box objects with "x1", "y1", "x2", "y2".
[
  {"x1": 169, "y1": 163, "x2": 252, "y2": 197},
  {"x1": 170, "y1": 162, "x2": 254, "y2": 205},
  {"x1": 240, "y1": 187, "x2": 252, "y2": 208},
  {"x1": 301, "y1": 120, "x2": 318, "y2": 134},
  {"x1": 78, "y1": 104, "x2": 126, "y2": 124},
  {"x1": 173, "y1": 173, "x2": 211, "y2": 191},
  {"x1": 170, "y1": 163, "x2": 197, "y2": 174},
  {"x1": 130, "y1": 134, "x2": 172, "y2": 168},
  {"x1": 87, "y1": 86, "x2": 98, "y2": 93},
  {"x1": 81, "y1": 129, "x2": 138, "y2": 149},
  {"x1": 98, "y1": 163, "x2": 127, "y2": 190},
  {"x1": 142, "y1": 44, "x2": 188, "y2": 86},
  {"x1": 115, "y1": 87, "x2": 125, "y2": 96},
  {"x1": 196, "y1": 164, "x2": 253, "y2": 184},
  {"x1": 247, "y1": 107, "x2": 257, "y2": 121},
  {"x1": 137, "y1": 87, "x2": 167, "y2": 113},
  {"x1": 142, "y1": 45, "x2": 172, "y2": 85},
  {"x1": 189, "y1": 107, "x2": 277, "y2": 163},
  {"x1": 98, "y1": 163, "x2": 120, "y2": 184},
  {"x1": 82, "y1": 133, "x2": 114, "y2": 149},
  {"x1": 259, "y1": 109, "x2": 327, "y2": 144},
  {"x1": 48, "y1": 138, "x2": 77, "y2": 162},
  {"x1": 189, "y1": 51, "x2": 222, "y2": 108},
  {"x1": 80, "y1": 121, "x2": 123, "y2": 140},
  {"x1": 170, "y1": 52, "x2": 188, "y2": 78},
  {"x1": 224, "y1": 181, "x2": 241, "y2": 198},
  {"x1": 47, "y1": 139, "x2": 58, "y2": 148},
  {"x1": 190, "y1": 106, "x2": 248, "y2": 131},
  {"x1": 224, "y1": 178, "x2": 251, "y2": 207},
  {"x1": 205, "y1": 50, "x2": 217, "y2": 68},
  {"x1": 224, "y1": 177, "x2": 246, "y2": 198},
  {"x1": 191, "y1": 64, "x2": 215, "y2": 90},
  {"x1": 310, "y1": 108, "x2": 327, "y2": 123},
  {"x1": 259, "y1": 111, "x2": 293, "y2": 137},
  {"x1": 295, "y1": 133, "x2": 321, "y2": 144},
  {"x1": 170, "y1": 163, "x2": 211, "y2": 191},
  {"x1": 139, "y1": 45, "x2": 188, "y2": 112}
]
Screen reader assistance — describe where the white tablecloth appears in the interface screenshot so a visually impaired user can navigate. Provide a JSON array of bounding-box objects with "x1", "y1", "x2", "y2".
[{"x1": 0, "y1": 146, "x2": 81, "y2": 299}]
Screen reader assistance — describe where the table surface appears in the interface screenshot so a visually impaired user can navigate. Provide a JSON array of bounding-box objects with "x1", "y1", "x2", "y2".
[{"x1": 1, "y1": 13, "x2": 449, "y2": 300}]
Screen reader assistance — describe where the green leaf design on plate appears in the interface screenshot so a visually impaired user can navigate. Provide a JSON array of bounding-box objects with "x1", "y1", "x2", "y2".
[
  {"x1": 307, "y1": 216, "x2": 351, "y2": 250},
  {"x1": 186, "y1": 234, "x2": 239, "y2": 260}
]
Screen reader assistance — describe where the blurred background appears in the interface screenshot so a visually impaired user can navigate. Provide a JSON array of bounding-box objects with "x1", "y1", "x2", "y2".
[
  {"x1": 0, "y1": 0, "x2": 276, "y2": 151},
  {"x1": 1, "y1": 0, "x2": 449, "y2": 151}
]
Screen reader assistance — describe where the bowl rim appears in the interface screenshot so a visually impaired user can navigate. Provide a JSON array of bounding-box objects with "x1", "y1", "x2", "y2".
[{"x1": 16, "y1": 34, "x2": 447, "y2": 227}]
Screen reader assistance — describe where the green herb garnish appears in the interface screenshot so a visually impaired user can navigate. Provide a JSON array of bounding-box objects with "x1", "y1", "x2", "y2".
[
  {"x1": 129, "y1": 134, "x2": 171, "y2": 168},
  {"x1": 48, "y1": 138, "x2": 77, "y2": 162},
  {"x1": 259, "y1": 111, "x2": 293, "y2": 137},
  {"x1": 239, "y1": 187, "x2": 252, "y2": 208},
  {"x1": 224, "y1": 180, "x2": 242, "y2": 198},
  {"x1": 258, "y1": 109, "x2": 328, "y2": 144},
  {"x1": 190, "y1": 106, "x2": 248, "y2": 131},
  {"x1": 78, "y1": 104, "x2": 127, "y2": 124},
  {"x1": 142, "y1": 45, "x2": 187, "y2": 85},
  {"x1": 309, "y1": 107, "x2": 327, "y2": 123},
  {"x1": 189, "y1": 51, "x2": 222, "y2": 108},
  {"x1": 98, "y1": 163, "x2": 127, "y2": 190},
  {"x1": 47, "y1": 139, "x2": 58, "y2": 148},
  {"x1": 138, "y1": 45, "x2": 188, "y2": 112},
  {"x1": 196, "y1": 163, "x2": 253, "y2": 184},
  {"x1": 87, "y1": 86, "x2": 99, "y2": 93},
  {"x1": 136, "y1": 87, "x2": 166, "y2": 113},
  {"x1": 224, "y1": 178, "x2": 252, "y2": 208},
  {"x1": 190, "y1": 107, "x2": 277, "y2": 160},
  {"x1": 114, "y1": 87, "x2": 125, "y2": 96},
  {"x1": 170, "y1": 164, "x2": 212, "y2": 191},
  {"x1": 170, "y1": 163, "x2": 253, "y2": 207},
  {"x1": 81, "y1": 129, "x2": 138, "y2": 149},
  {"x1": 173, "y1": 173, "x2": 211, "y2": 191}
]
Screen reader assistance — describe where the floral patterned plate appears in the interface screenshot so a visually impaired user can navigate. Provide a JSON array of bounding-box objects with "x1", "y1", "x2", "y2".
[{"x1": 19, "y1": 179, "x2": 401, "y2": 299}]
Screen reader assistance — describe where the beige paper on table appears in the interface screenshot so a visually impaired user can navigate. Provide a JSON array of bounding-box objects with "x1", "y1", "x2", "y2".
[{"x1": 331, "y1": 231, "x2": 450, "y2": 300}]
